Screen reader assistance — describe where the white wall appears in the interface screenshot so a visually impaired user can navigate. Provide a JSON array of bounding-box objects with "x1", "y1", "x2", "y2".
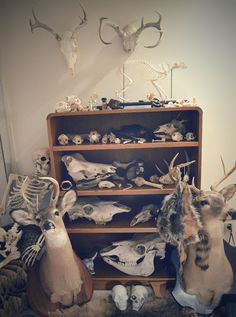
[{"x1": 0, "y1": 0, "x2": 236, "y2": 206}]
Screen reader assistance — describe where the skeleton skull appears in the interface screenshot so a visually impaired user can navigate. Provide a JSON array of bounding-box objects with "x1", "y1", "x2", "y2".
[
  {"x1": 58, "y1": 134, "x2": 69, "y2": 145},
  {"x1": 111, "y1": 285, "x2": 129, "y2": 311},
  {"x1": 130, "y1": 285, "x2": 149, "y2": 311},
  {"x1": 185, "y1": 132, "x2": 196, "y2": 141},
  {"x1": 154, "y1": 120, "x2": 186, "y2": 136},
  {"x1": 32, "y1": 147, "x2": 50, "y2": 176},
  {"x1": 100, "y1": 234, "x2": 166, "y2": 276}
]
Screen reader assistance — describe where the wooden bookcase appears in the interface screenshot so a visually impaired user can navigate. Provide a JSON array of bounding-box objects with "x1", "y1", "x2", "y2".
[{"x1": 47, "y1": 106, "x2": 202, "y2": 296}]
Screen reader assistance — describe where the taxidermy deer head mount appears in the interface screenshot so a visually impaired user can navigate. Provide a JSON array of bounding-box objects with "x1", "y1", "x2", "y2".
[
  {"x1": 158, "y1": 158, "x2": 236, "y2": 314},
  {"x1": 29, "y1": 3, "x2": 87, "y2": 75},
  {"x1": 11, "y1": 177, "x2": 92, "y2": 308},
  {"x1": 99, "y1": 11, "x2": 163, "y2": 53}
]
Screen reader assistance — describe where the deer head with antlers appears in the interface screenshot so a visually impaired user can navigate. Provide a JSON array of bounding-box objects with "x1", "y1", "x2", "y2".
[
  {"x1": 158, "y1": 158, "x2": 236, "y2": 315},
  {"x1": 10, "y1": 177, "x2": 93, "y2": 313},
  {"x1": 29, "y1": 3, "x2": 87, "y2": 75},
  {"x1": 99, "y1": 11, "x2": 163, "y2": 53}
]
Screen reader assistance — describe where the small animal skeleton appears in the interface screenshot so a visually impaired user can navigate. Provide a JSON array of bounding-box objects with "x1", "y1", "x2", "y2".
[
  {"x1": 29, "y1": 4, "x2": 87, "y2": 75},
  {"x1": 100, "y1": 234, "x2": 166, "y2": 276},
  {"x1": 62, "y1": 153, "x2": 117, "y2": 189},
  {"x1": 55, "y1": 96, "x2": 90, "y2": 113},
  {"x1": 117, "y1": 60, "x2": 187, "y2": 101},
  {"x1": 0, "y1": 224, "x2": 22, "y2": 269},
  {"x1": 99, "y1": 11, "x2": 163, "y2": 53},
  {"x1": 67, "y1": 197, "x2": 131, "y2": 225}
]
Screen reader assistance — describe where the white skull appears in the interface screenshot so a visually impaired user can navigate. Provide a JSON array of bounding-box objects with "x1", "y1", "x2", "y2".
[
  {"x1": 171, "y1": 132, "x2": 183, "y2": 142},
  {"x1": 58, "y1": 134, "x2": 69, "y2": 145},
  {"x1": 100, "y1": 234, "x2": 166, "y2": 276},
  {"x1": 185, "y1": 132, "x2": 196, "y2": 141},
  {"x1": 60, "y1": 32, "x2": 79, "y2": 76},
  {"x1": 66, "y1": 95, "x2": 82, "y2": 111},
  {"x1": 72, "y1": 135, "x2": 84, "y2": 145},
  {"x1": 88, "y1": 131, "x2": 101, "y2": 144},
  {"x1": 55, "y1": 101, "x2": 71, "y2": 113},
  {"x1": 130, "y1": 285, "x2": 148, "y2": 311},
  {"x1": 32, "y1": 147, "x2": 50, "y2": 176},
  {"x1": 111, "y1": 285, "x2": 129, "y2": 311}
]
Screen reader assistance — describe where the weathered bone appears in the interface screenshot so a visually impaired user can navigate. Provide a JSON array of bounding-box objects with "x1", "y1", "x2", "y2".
[
  {"x1": 99, "y1": 11, "x2": 163, "y2": 53},
  {"x1": 29, "y1": 4, "x2": 87, "y2": 75},
  {"x1": 134, "y1": 177, "x2": 163, "y2": 189}
]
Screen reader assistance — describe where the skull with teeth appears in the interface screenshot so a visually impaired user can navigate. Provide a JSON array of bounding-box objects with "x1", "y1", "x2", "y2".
[
  {"x1": 100, "y1": 234, "x2": 166, "y2": 276},
  {"x1": 130, "y1": 285, "x2": 149, "y2": 311},
  {"x1": 32, "y1": 148, "x2": 50, "y2": 176}
]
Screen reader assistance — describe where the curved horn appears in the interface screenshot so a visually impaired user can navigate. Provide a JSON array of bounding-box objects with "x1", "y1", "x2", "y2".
[
  {"x1": 72, "y1": 3, "x2": 87, "y2": 36},
  {"x1": 136, "y1": 11, "x2": 163, "y2": 48},
  {"x1": 29, "y1": 9, "x2": 61, "y2": 41},
  {"x1": 169, "y1": 153, "x2": 179, "y2": 182},
  {"x1": 99, "y1": 17, "x2": 121, "y2": 45},
  {"x1": 190, "y1": 177, "x2": 201, "y2": 194},
  {"x1": 40, "y1": 177, "x2": 60, "y2": 207}
]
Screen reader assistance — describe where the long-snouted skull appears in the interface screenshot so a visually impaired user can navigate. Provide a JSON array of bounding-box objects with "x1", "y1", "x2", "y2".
[
  {"x1": 100, "y1": 234, "x2": 166, "y2": 276},
  {"x1": 29, "y1": 4, "x2": 87, "y2": 75},
  {"x1": 67, "y1": 197, "x2": 131, "y2": 225},
  {"x1": 61, "y1": 153, "x2": 117, "y2": 189},
  {"x1": 99, "y1": 11, "x2": 163, "y2": 53}
]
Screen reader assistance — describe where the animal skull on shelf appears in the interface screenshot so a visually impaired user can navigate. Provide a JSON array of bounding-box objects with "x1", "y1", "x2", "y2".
[
  {"x1": 130, "y1": 285, "x2": 149, "y2": 311},
  {"x1": 29, "y1": 4, "x2": 87, "y2": 75},
  {"x1": 154, "y1": 120, "x2": 186, "y2": 138},
  {"x1": 100, "y1": 234, "x2": 166, "y2": 276},
  {"x1": 67, "y1": 197, "x2": 131, "y2": 225},
  {"x1": 61, "y1": 153, "x2": 117, "y2": 189},
  {"x1": 99, "y1": 11, "x2": 163, "y2": 53},
  {"x1": 130, "y1": 204, "x2": 159, "y2": 227},
  {"x1": 0, "y1": 223, "x2": 22, "y2": 269},
  {"x1": 82, "y1": 252, "x2": 98, "y2": 275},
  {"x1": 32, "y1": 147, "x2": 50, "y2": 176},
  {"x1": 111, "y1": 285, "x2": 129, "y2": 311}
]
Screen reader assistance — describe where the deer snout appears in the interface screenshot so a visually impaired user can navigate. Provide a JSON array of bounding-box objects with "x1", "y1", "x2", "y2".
[{"x1": 42, "y1": 220, "x2": 55, "y2": 231}]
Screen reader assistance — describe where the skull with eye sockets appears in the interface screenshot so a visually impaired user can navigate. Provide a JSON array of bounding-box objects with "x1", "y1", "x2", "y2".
[
  {"x1": 130, "y1": 285, "x2": 149, "y2": 311},
  {"x1": 32, "y1": 147, "x2": 50, "y2": 176}
]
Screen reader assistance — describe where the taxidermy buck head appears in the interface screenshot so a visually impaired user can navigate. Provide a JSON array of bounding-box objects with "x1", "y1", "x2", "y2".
[
  {"x1": 99, "y1": 11, "x2": 163, "y2": 53},
  {"x1": 10, "y1": 177, "x2": 87, "y2": 307},
  {"x1": 29, "y1": 3, "x2": 87, "y2": 75}
]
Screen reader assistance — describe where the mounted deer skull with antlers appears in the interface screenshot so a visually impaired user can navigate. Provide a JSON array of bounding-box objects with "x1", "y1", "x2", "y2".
[
  {"x1": 99, "y1": 11, "x2": 163, "y2": 53},
  {"x1": 29, "y1": 3, "x2": 87, "y2": 75}
]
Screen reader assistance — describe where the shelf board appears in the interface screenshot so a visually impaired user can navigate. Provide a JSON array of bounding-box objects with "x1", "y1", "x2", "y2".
[
  {"x1": 75, "y1": 186, "x2": 174, "y2": 196},
  {"x1": 52, "y1": 141, "x2": 199, "y2": 152},
  {"x1": 67, "y1": 221, "x2": 159, "y2": 234}
]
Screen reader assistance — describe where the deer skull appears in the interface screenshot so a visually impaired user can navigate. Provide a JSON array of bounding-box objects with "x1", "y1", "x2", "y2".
[
  {"x1": 99, "y1": 11, "x2": 163, "y2": 53},
  {"x1": 29, "y1": 4, "x2": 87, "y2": 75},
  {"x1": 100, "y1": 234, "x2": 166, "y2": 276}
]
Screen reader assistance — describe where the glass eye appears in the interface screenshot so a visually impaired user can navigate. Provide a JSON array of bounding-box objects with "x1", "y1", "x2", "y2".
[
  {"x1": 35, "y1": 216, "x2": 41, "y2": 223},
  {"x1": 200, "y1": 200, "x2": 209, "y2": 206},
  {"x1": 54, "y1": 210, "x2": 60, "y2": 216}
]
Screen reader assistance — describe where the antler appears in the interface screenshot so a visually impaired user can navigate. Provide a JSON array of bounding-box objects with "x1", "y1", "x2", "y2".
[
  {"x1": 136, "y1": 11, "x2": 163, "y2": 48},
  {"x1": 98, "y1": 17, "x2": 122, "y2": 45},
  {"x1": 40, "y1": 177, "x2": 60, "y2": 207},
  {"x1": 72, "y1": 3, "x2": 87, "y2": 37},
  {"x1": 210, "y1": 157, "x2": 236, "y2": 191},
  {"x1": 169, "y1": 153, "x2": 195, "y2": 182},
  {"x1": 29, "y1": 9, "x2": 61, "y2": 41}
]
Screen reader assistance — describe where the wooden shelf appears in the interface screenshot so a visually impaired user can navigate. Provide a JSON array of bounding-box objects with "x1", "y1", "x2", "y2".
[
  {"x1": 67, "y1": 220, "x2": 158, "y2": 234},
  {"x1": 52, "y1": 141, "x2": 199, "y2": 152}
]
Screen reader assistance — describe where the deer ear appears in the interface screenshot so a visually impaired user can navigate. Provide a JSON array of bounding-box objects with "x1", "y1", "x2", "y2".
[
  {"x1": 11, "y1": 209, "x2": 37, "y2": 226},
  {"x1": 220, "y1": 184, "x2": 236, "y2": 201},
  {"x1": 60, "y1": 190, "x2": 77, "y2": 214}
]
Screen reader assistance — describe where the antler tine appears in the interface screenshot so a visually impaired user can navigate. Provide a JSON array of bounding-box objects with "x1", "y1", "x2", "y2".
[
  {"x1": 29, "y1": 9, "x2": 61, "y2": 41},
  {"x1": 99, "y1": 17, "x2": 121, "y2": 45},
  {"x1": 40, "y1": 177, "x2": 60, "y2": 207},
  {"x1": 190, "y1": 177, "x2": 201, "y2": 194},
  {"x1": 136, "y1": 11, "x2": 163, "y2": 48},
  {"x1": 72, "y1": 3, "x2": 87, "y2": 36},
  {"x1": 169, "y1": 153, "x2": 179, "y2": 182},
  {"x1": 210, "y1": 159, "x2": 236, "y2": 191}
]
